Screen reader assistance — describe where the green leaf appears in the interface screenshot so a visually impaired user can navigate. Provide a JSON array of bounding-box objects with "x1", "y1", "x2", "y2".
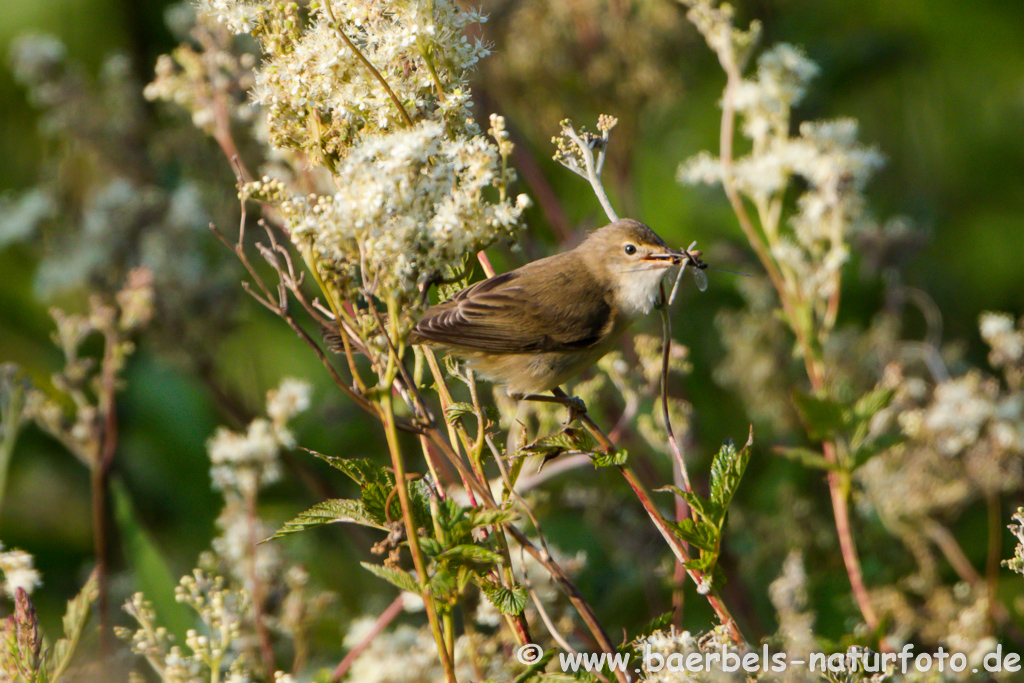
[
  {"x1": 443, "y1": 402, "x2": 498, "y2": 425},
  {"x1": 437, "y1": 544, "x2": 504, "y2": 566},
  {"x1": 682, "y1": 555, "x2": 715, "y2": 572},
  {"x1": 670, "y1": 518, "x2": 718, "y2": 552},
  {"x1": 591, "y1": 448, "x2": 628, "y2": 467},
  {"x1": 656, "y1": 485, "x2": 719, "y2": 525},
  {"x1": 517, "y1": 428, "x2": 598, "y2": 458},
  {"x1": 853, "y1": 387, "x2": 895, "y2": 420},
  {"x1": 361, "y1": 481, "x2": 396, "y2": 525},
  {"x1": 46, "y1": 570, "x2": 98, "y2": 682},
  {"x1": 419, "y1": 536, "x2": 443, "y2": 557},
  {"x1": 306, "y1": 451, "x2": 392, "y2": 487},
  {"x1": 773, "y1": 446, "x2": 838, "y2": 471},
  {"x1": 444, "y1": 402, "x2": 476, "y2": 424},
  {"x1": 708, "y1": 434, "x2": 751, "y2": 513},
  {"x1": 511, "y1": 648, "x2": 555, "y2": 682},
  {"x1": 268, "y1": 499, "x2": 387, "y2": 540},
  {"x1": 360, "y1": 562, "x2": 419, "y2": 594},
  {"x1": 619, "y1": 611, "x2": 675, "y2": 655},
  {"x1": 468, "y1": 507, "x2": 519, "y2": 528},
  {"x1": 112, "y1": 480, "x2": 192, "y2": 642},
  {"x1": 792, "y1": 391, "x2": 847, "y2": 441},
  {"x1": 430, "y1": 568, "x2": 460, "y2": 603},
  {"x1": 481, "y1": 582, "x2": 528, "y2": 615},
  {"x1": 851, "y1": 432, "x2": 905, "y2": 470}
]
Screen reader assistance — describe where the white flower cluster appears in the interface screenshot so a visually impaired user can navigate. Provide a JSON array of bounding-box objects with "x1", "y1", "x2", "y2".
[
  {"x1": 250, "y1": 117, "x2": 529, "y2": 303},
  {"x1": 979, "y1": 312, "x2": 1024, "y2": 388},
  {"x1": 341, "y1": 617, "x2": 511, "y2": 683},
  {"x1": 895, "y1": 313, "x2": 1024, "y2": 464},
  {"x1": 680, "y1": 40, "x2": 884, "y2": 312},
  {"x1": 197, "y1": 0, "x2": 260, "y2": 35},
  {"x1": 858, "y1": 313, "x2": 1024, "y2": 532},
  {"x1": 207, "y1": 377, "x2": 311, "y2": 494},
  {"x1": 120, "y1": 571, "x2": 280, "y2": 682},
  {"x1": 637, "y1": 626, "x2": 745, "y2": 682},
  {"x1": 190, "y1": 0, "x2": 532, "y2": 307},
  {"x1": 244, "y1": 0, "x2": 489, "y2": 143},
  {"x1": 0, "y1": 543, "x2": 42, "y2": 598}
]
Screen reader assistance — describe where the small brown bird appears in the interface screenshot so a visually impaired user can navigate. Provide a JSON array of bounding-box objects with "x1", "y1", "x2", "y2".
[{"x1": 410, "y1": 219, "x2": 700, "y2": 412}]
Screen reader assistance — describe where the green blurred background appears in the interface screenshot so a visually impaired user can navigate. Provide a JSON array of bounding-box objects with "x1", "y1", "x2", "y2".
[{"x1": 1, "y1": 0, "x2": 1022, "y2": 651}]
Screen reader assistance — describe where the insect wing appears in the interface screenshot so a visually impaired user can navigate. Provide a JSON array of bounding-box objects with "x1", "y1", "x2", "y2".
[{"x1": 692, "y1": 266, "x2": 708, "y2": 292}]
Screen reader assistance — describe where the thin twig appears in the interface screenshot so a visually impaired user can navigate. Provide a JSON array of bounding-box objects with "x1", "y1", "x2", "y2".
[
  {"x1": 331, "y1": 594, "x2": 405, "y2": 681},
  {"x1": 320, "y1": 2, "x2": 414, "y2": 128}
]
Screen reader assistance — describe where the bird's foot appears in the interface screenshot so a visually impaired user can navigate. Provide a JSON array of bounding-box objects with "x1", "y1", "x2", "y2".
[
  {"x1": 510, "y1": 391, "x2": 588, "y2": 425},
  {"x1": 561, "y1": 395, "x2": 587, "y2": 425}
]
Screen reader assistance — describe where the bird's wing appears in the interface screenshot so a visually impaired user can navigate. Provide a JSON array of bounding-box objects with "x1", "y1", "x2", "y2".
[{"x1": 411, "y1": 257, "x2": 613, "y2": 353}]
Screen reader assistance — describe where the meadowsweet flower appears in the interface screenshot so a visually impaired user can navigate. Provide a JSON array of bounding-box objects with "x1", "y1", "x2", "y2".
[
  {"x1": 680, "y1": 14, "x2": 885, "y2": 344},
  {"x1": 266, "y1": 378, "x2": 311, "y2": 426},
  {"x1": 0, "y1": 544, "x2": 43, "y2": 598},
  {"x1": 250, "y1": 118, "x2": 528, "y2": 310},
  {"x1": 208, "y1": 418, "x2": 282, "y2": 492}
]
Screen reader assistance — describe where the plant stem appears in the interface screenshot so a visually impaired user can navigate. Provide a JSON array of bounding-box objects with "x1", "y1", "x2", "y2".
[
  {"x1": 824, "y1": 452, "x2": 878, "y2": 630},
  {"x1": 380, "y1": 390, "x2": 457, "y2": 682},
  {"x1": 617, "y1": 464, "x2": 745, "y2": 646},
  {"x1": 714, "y1": 36, "x2": 878, "y2": 633},
  {"x1": 561, "y1": 123, "x2": 618, "y2": 223},
  {"x1": 320, "y1": 2, "x2": 415, "y2": 128}
]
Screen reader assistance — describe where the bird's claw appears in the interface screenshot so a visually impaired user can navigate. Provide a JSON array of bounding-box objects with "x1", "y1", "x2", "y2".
[{"x1": 563, "y1": 395, "x2": 587, "y2": 425}]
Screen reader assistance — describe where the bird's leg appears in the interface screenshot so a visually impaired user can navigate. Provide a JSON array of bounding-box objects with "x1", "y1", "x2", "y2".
[{"x1": 510, "y1": 387, "x2": 587, "y2": 425}]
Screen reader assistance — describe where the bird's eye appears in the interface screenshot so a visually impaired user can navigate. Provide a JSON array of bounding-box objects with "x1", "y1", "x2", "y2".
[{"x1": 624, "y1": 244, "x2": 637, "y2": 256}]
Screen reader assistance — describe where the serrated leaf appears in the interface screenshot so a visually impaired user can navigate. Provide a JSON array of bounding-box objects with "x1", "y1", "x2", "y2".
[
  {"x1": 709, "y1": 436, "x2": 750, "y2": 513},
  {"x1": 681, "y1": 491, "x2": 720, "y2": 525},
  {"x1": 269, "y1": 499, "x2": 387, "y2": 541},
  {"x1": 511, "y1": 648, "x2": 555, "y2": 682},
  {"x1": 306, "y1": 451, "x2": 392, "y2": 487},
  {"x1": 444, "y1": 402, "x2": 476, "y2": 424},
  {"x1": 407, "y1": 478, "x2": 434, "y2": 530},
  {"x1": 419, "y1": 536, "x2": 443, "y2": 556},
  {"x1": 437, "y1": 544, "x2": 504, "y2": 566},
  {"x1": 47, "y1": 570, "x2": 98, "y2": 682},
  {"x1": 682, "y1": 555, "x2": 715, "y2": 572},
  {"x1": 517, "y1": 428, "x2": 597, "y2": 457},
  {"x1": 468, "y1": 507, "x2": 519, "y2": 527},
  {"x1": 792, "y1": 391, "x2": 847, "y2": 441},
  {"x1": 655, "y1": 485, "x2": 718, "y2": 526},
  {"x1": 430, "y1": 568, "x2": 460, "y2": 602},
  {"x1": 591, "y1": 448, "x2": 628, "y2": 467},
  {"x1": 361, "y1": 482, "x2": 395, "y2": 525},
  {"x1": 620, "y1": 611, "x2": 675, "y2": 654},
  {"x1": 360, "y1": 562, "x2": 419, "y2": 594},
  {"x1": 853, "y1": 387, "x2": 895, "y2": 420},
  {"x1": 481, "y1": 583, "x2": 528, "y2": 616},
  {"x1": 773, "y1": 446, "x2": 838, "y2": 471},
  {"x1": 851, "y1": 432, "x2": 905, "y2": 470},
  {"x1": 670, "y1": 518, "x2": 718, "y2": 552}
]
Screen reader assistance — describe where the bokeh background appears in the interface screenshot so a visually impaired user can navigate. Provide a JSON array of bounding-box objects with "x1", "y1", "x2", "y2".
[{"x1": 1, "y1": 0, "x2": 1023, "y2": 660}]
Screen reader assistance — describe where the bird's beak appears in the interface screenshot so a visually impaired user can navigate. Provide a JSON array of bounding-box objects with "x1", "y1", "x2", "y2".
[
  {"x1": 641, "y1": 249, "x2": 685, "y2": 267},
  {"x1": 641, "y1": 248, "x2": 707, "y2": 269}
]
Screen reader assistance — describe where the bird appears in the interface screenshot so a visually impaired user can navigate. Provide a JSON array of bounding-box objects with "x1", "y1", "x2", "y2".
[{"x1": 409, "y1": 218, "x2": 702, "y2": 415}]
